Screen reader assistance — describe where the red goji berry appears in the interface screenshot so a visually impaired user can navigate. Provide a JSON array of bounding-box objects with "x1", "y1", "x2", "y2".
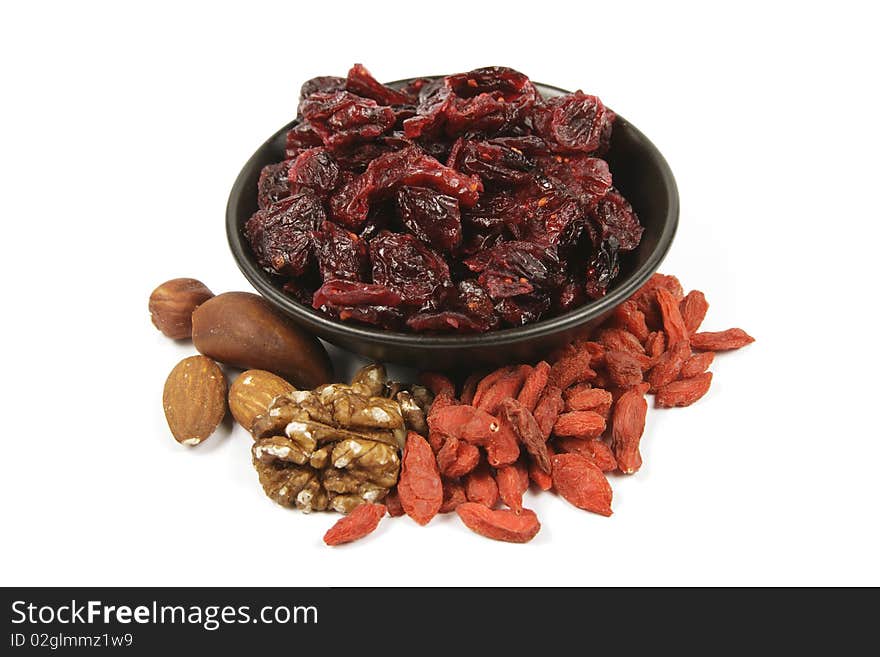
[
  {"x1": 604, "y1": 349, "x2": 645, "y2": 388},
  {"x1": 564, "y1": 386, "x2": 613, "y2": 417},
  {"x1": 323, "y1": 502, "x2": 387, "y2": 546},
  {"x1": 459, "y1": 371, "x2": 483, "y2": 405},
  {"x1": 533, "y1": 384, "x2": 564, "y2": 440},
  {"x1": 647, "y1": 341, "x2": 691, "y2": 392},
  {"x1": 439, "y1": 478, "x2": 467, "y2": 514},
  {"x1": 456, "y1": 503, "x2": 541, "y2": 543},
  {"x1": 680, "y1": 290, "x2": 709, "y2": 335},
  {"x1": 498, "y1": 397, "x2": 551, "y2": 474},
  {"x1": 397, "y1": 431, "x2": 443, "y2": 525},
  {"x1": 551, "y1": 453, "x2": 613, "y2": 516},
  {"x1": 476, "y1": 365, "x2": 530, "y2": 414},
  {"x1": 465, "y1": 462, "x2": 499, "y2": 508},
  {"x1": 690, "y1": 329, "x2": 754, "y2": 351},
  {"x1": 549, "y1": 349, "x2": 596, "y2": 389},
  {"x1": 655, "y1": 372, "x2": 713, "y2": 408},
  {"x1": 612, "y1": 299, "x2": 650, "y2": 342},
  {"x1": 679, "y1": 351, "x2": 715, "y2": 378},
  {"x1": 496, "y1": 461, "x2": 529, "y2": 513},
  {"x1": 418, "y1": 372, "x2": 455, "y2": 399},
  {"x1": 656, "y1": 287, "x2": 689, "y2": 347},
  {"x1": 611, "y1": 387, "x2": 647, "y2": 474},
  {"x1": 471, "y1": 366, "x2": 516, "y2": 408},
  {"x1": 516, "y1": 360, "x2": 551, "y2": 412},
  {"x1": 554, "y1": 437, "x2": 617, "y2": 472},
  {"x1": 553, "y1": 411, "x2": 606, "y2": 440}
]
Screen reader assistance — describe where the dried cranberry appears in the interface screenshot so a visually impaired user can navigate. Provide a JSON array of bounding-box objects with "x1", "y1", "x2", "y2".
[
  {"x1": 584, "y1": 237, "x2": 620, "y2": 299},
  {"x1": 299, "y1": 76, "x2": 346, "y2": 102},
  {"x1": 589, "y1": 189, "x2": 643, "y2": 251},
  {"x1": 313, "y1": 279, "x2": 402, "y2": 308},
  {"x1": 495, "y1": 293, "x2": 551, "y2": 326},
  {"x1": 288, "y1": 147, "x2": 340, "y2": 199},
  {"x1": 312, "y1": 220, "x2": 368, "y2": 282},
  {"x1": 370, "y1": 231, "x2": 452, "y2": 309},
  {"x1": 465, "y1": 241, "x2": 561, "y2": 296},
  {"x1": 533, "y1": 91, "x2": 614, "y2": 154},
  {"x1": 330, "y1": 146, "x2": 481, "y2": 228},
  {"x1": 396, "y1": 186, "x2": 462, "y2": 253},
  {"x1": 300, "y1": 91, "x2": 395, "y2": 150},
  {"x1": 407, "y1": 280, "x2": 498, "y2": 333},
  {"x1": 346, "y1": 63, "x2": 412, "y2": 106},
  {"x1": 257, "y1": 160, "x2": 291, "y2": 210},
  {"x1": 285, "y1": 123, "x2": 323, "y2": 159},
  {"x1": 245, "y1": 191, "x2": 324, "y2": 276},
  {"x1": 248, "y1": 65, "x2": 644, "y2": 333},
  {"x1": 448, "y1": 139, "x2": 534, "y2": 186}
]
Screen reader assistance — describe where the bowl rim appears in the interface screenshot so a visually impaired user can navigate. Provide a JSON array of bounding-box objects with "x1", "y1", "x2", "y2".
[{"x1": 226, "y1": 79, "x2": 679, "y2": 348}]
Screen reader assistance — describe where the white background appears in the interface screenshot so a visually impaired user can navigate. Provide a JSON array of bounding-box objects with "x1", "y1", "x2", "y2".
[{"x1": 1, "y1": 1, "x2": 877, "y2": 587}]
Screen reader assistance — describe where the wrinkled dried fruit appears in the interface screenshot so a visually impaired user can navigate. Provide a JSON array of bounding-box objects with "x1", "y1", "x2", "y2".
[
  {"x1": 439, "y1": 478, "x2": 468, "y2": 513},
  {"x1": 456, "y1": 503, "x2": 541, "y2": 543},
  {"x1": 496, "y1": 461, "x2": 529, "y2": 513},
  {"x1": 612, "y1": 299, "x2": 649, "y2": 342},
  {"x1": 680, "y1": 351, "x2": 715, "y2": 379},
  {"x1": 647, "y1": 341, "x2": 691, "y2": 392},
  {"x1": 554, "y1": 437, "x2": 617, "y2": 472},
  {"x1": 690, "y1": 329, "x2": 755, "y2": 351},
  {"x1": 498, "y1": 398, "x2": 551, "y2": 474},
  {"x1": 533, "y1": 385, "x2": 565, "y2": 440},
  {"x1": 460, "y1": 371, "x2": 482, "y2": 405},
  {"x1": 471, "y1": 366, "x2": 515, "y2": 408},
  {"x1": 398, "y1": 431, "x2": 443, "y2": 524},
  {"x1": 436, "y1": 435, "x2": 481, "y2": 478},
  {"x1": 528, "y1": 446, "x2": 555, "y2": 491},
  {"x1": 476, "y1": 366, "x2": 529, "y2": 414},
  {"x1": 604, "y1": 349, "x2": 644, "y2": 388},
  {"x1": 645, "y1": 331, "x2": 666, "y2": 359},
  {"x1": 553, "y1": 411, "x2": 606, "y2": 440},
  {"x1": 429, "y1": 404, "x2": 519, "y2": 467},
  {"x1": 551, "y1": 453, "x2": 612, "y2": 516},
  {"x1": 323, "y1": 502, "x2": 387, "y2": 546},
  {"x1": 247, "y1": 66, "x2": 643, "y2": 334},
  {"x1": 655, "y1": 372, "x2": 713, "y2": 408},
  {"x1": 611, "y1": 387, "x2": 648, "y2": 474},
  {"x1": 418, "y1": 372, "x2": 455, "y2": 399},
  {"x1": 550, "y1": 349, "x2": 596, "y2": 389},
  {"x1": 680, "y1": 290, "x2": 709, "y2": 334},
  {"x1": 465, "y1": 463, "x2": 499, "y2": 507},
  {"x1": 656, "y1": 287, "x2": 689, "y2": 347},
  {"x1": 564, "y1": 386, "x2": 613, "y2": 418},
  {"x1": 516, "y1": 361, "x2": 550, "y2": 412},
  {"x1": 385, "y1": 489, "x2": 405, "y2": 517}
]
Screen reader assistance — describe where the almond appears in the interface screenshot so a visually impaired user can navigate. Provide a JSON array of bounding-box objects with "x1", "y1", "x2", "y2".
[
  {"x1": 162, "y1": 355, "x2": 227, "y2": 446},
  {"x1": 229, "y1": 369, "x2": 296, "y2": 434}
]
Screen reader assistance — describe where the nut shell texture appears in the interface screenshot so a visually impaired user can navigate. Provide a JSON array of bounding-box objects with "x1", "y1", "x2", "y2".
[{"x1": 162, "y1": 355, "x2": 228, "y2": 445}]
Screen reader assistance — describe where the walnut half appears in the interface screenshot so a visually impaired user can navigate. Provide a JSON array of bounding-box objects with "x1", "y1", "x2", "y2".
[{"x1": 250, "y1": 373, "x2": 404, "y2": 514}]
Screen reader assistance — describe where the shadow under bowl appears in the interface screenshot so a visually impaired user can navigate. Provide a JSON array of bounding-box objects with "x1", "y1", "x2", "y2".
[{"x1": 227, "y1": 80, "x2": 678, "y2": 371}]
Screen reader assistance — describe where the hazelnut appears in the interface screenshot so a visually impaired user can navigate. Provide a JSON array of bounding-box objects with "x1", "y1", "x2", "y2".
[{"x1": 149, "y1": 278, "x2": 214, "y2": 339}]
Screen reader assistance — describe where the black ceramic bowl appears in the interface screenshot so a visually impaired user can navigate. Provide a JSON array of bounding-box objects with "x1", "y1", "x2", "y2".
[{"x1": 227, "y1": 80, "x2": 678, "y2": 371}]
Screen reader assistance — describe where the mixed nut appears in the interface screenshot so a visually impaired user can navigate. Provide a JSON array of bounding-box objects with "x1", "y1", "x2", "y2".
[{"x1": 151, "y1": 270, "x2": 753, "y2": 546}]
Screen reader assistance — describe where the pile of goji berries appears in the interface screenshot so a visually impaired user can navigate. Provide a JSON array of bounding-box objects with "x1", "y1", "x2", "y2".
[{"x1": 323, "y1": 273, "x2": 754, "y2": 545}]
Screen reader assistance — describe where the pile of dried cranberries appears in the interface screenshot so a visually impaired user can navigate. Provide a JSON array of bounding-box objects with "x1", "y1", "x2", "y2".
[{"x1": 246, "y1": 64, "x2": 643, "y2": 332}]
